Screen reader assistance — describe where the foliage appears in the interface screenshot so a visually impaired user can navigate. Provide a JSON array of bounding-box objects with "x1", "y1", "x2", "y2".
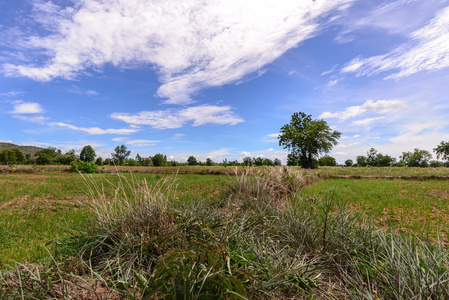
[
  {"x1": 375, "y1": 153, "x2": 395, "y2": 167},
  {"x1": 356, "y1": 155, "x2": 368, "y2": 167},
  {"x1": 273, "y1": 158, "x2": 282, "y2": 166},
  {"x1": 345, "y1": 159, "x2": 353, "y2": 167},
  {"x1": 111, "y1": 145, "x2": 131, "y2": 166},
  {"x1": 70, "y1": 161, "x2": 98, "y2": 173},
  {"x1": 318, "y1": 155, "x2": 336, "y2": 166},
  {"x1": 286, "y1": 153, "x2": 300, "y2": 166},
  {"x1": 95, "y1": 157, "x2": 103, "y2": 166},
  {"x1": 80, "y1": 145, "x2": 96, "y2": 162},
  {"x1": 205, "y1": 157, "x2": 214, "y2": 166},
  {"x1": 401, "y1": 148, "x2": 432, "y2": 167},
  {"x1": 187, "y1": 155, "x2": 198, "y2": 166},
  {"x1": 0, "y1": 148, "x2": 25, "y2": 165},
  {"x1": 430, "y1": 160, "x2": 444, "y2": 168},
  {"x1": 434, "y1": 140, "x2": 449, "y2": 161},
  {"x1": 55, "y1": 149, "x2": 78, "y2": 165},
  {"x1": 152, "y1": 153, "x2": 167, "y2": 166},
  {"x1": 279, "y1": 112, "x2": 341, "y2": 169},
  {"x1": 35, "y1": 148, "x2": 61, "y2": 165}
]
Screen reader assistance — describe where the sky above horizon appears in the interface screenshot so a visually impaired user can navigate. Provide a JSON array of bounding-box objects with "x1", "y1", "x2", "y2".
[{"x1": 1, "y1": 0, "x2": 449, "y2": 163}]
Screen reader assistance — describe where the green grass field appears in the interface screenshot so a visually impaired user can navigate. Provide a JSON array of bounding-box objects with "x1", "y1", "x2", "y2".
[
  {"x1": 0, "y1": 172, "x2": 228, "y2": 266},
  {"x1": 299, "y1": 178, "x2": 449, "y2": 244},
  {"x1": 1, "y1": 167, "x2": 449, "y2": 298}
]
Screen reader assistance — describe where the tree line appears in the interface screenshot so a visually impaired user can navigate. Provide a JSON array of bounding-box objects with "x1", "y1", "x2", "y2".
[{"x1": 0, "y1": 144, "x2": 282, "y2": 167}]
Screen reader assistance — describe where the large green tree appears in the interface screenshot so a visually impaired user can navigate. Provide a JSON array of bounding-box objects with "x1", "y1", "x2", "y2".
[
  {"x1": 112, "y1": 145, "x2": 131, "y2": 166},
  {"x1": 434, "y1": 141, "x2": 449, "y2": 162},
  {"x1": 278, "y1": 112, "x2": 341, "y2": 169},
  {"x1": 80, "y1": 145, "x2": 96, "y2": 162},
  {"x1": 187, "y1": 156, "x2": 198, "y2": 166},
  {"x1": 152, "y1": 153, "x2": 167, "y2": 166}
]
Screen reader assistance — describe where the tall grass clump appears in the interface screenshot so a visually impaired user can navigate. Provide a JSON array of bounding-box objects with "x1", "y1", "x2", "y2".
[{"x1": 8, "y1": 167, "x2": 448, "y2": 299}]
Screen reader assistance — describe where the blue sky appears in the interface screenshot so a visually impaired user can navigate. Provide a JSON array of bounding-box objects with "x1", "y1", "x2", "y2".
[{"x1": 1, "y1": 0, "x2": 449, "y2": 163}]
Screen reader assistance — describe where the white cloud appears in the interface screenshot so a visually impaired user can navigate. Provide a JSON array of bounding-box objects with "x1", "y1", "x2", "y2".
[
  {"x1": 69, "y1": 86, "x2": 99, "y2": 96},
  {"x1": 48, "y1": 122, "x2": 139, "y2": 135},
  {"x1": 262, "y1": 133, "x2": 280, "y2": 143},
  {"x1": 351, "y1": 117, "x2": 385, "y2": 126},
  {"x1": 267, "y1": 148, "x2": 274, "y2": 151},
  {"x1": 13, "y1": 115, "x2": 49, "y2": 123},
  {"x1": 0, "y1": 91, "x2": 24, "y2": 97},
  {"x1": 111, "y1": 105, "x2": 243, "y2": 129},
  {"x1": 112, "y1": 137, "x2": 127, "y2": 142},
  {"x1": 207, "y1": 148, "x2": 232, "y2": 158},
  {"x1": 342, "y1": 6, "x2": 449, "y2": 78},
  {"x1": 9, "y1": 101, "x2": 44, "y2": 114},
  {"x1": 171, "y1": 133, "x2": 185, "y2": 140},
  {"x1": 353, "y1": 134, "x2": 360, "y2": 138},
  {"x1": 319, "y1": 99, "x2": 406, "y2": 120},
  {"x1": 240, "y1": 151, "x2": 251, "y2": 156},
  {"x1": 3, "y1": 0, "x2": 354, "y2": 104},
  {"x1": 0, "y1": 140, "x2": 13, "y2": 143},
  {"x1": 126, "y1": 139, "x2": 160, "y2": 147}
]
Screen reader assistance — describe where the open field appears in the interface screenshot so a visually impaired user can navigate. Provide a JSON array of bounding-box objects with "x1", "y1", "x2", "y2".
[
  {"x1": 1, "y1": 167, "x2": 449, "y2": 298},
  {"x1": 316, "y1": 166, "x2": 449, "y2": 178},
  {"x1": 299, "y1": 178, "x2": 449, "y2": 245},
  {"x1": 0, "y1": 172, "x2": 229, "y2": 265}
]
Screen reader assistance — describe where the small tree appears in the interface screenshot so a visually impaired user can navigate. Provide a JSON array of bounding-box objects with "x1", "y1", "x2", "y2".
[
  {"x1": 112, "y1": 145, "x2": 131, "y2": 166},
  {"x1": 356, "y1": 155, "x2": 368, "y2": 167},
  {"x1": 366, "y1": 148, "x2": 378, "y2": 167},
  {"x1": 434, "y1": 141, "x2": 449, "y2": 162},
  {"x1": 206, "y1": 158, "x2": 214, "y2": 166},
  {"x1": 279, "y1": 112, "x2": 341, "y2": 169},
  {"x1": 273, "y1": 158, "x2": 282, "y2": 166},
  {"x1": 152, "y1": 153, "x2": 167, "y2": 167},
  {"x1": 96, "y1": 157, "x2": 104, "y2": 166},
  {"x1": 344, "y1": 159, "x2": 353, "y2": 167},
  {"x1": 318, "y1": 155, "x2": 337, "y2": 167},
  {"x1": 80, "y1": 145, "x2": 96, "y2": 162},
  {"x1": 242, "y1": 157, "x2": 252, "y2": 166},
  {"x1": 401, "y1": 149, "x2": 432, "y2": 167},
  {"x1": 187, "y1": 156, "x2": 198, "y2": 166}
]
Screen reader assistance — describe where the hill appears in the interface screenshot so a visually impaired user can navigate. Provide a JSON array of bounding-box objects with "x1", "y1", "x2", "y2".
[{"x1": 0, "y1": 142, "x2": 44, "y2": 156}]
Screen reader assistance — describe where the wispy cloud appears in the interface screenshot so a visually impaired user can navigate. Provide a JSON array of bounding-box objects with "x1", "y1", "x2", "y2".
[
  {"x1": 68, "y1": 86, "x2": 99, "y2": 96},
  {"x1": 261, "y1": 133, "x2": 280, "y2": 143},
  {"x1": 351, "y1": 117, "x2": 385, "y2": 126},
  {"x1": 171, "y1": 133, "x2": 185, "y2": 140},
  {"x1": 319, "y1": 99, "x2": 406, "y2": 120},
  {"x1": 207, "y1": 148, "x2": 232, "y2": 158},
  {"x1": 48, "y1": 122, "x2": 139, "y2": 135},
  {"x1": 111, "y1": 105, "x2": 243, "y2": 129},
  {"x1": 1, "y1": 91, "x2": 24, "y2": 97},
  {"x1": 9, "y1": 100, "x2": 44, "y2": 114},
  {"x1": 3, "y1": 0, "x2": 354, "y2": 104},
  {"x1": 342, "y1": 6, "x2": 449, "y2": 78},
  {"x1": 13, "y1": 115, "x2": 49, "y2": 123}
]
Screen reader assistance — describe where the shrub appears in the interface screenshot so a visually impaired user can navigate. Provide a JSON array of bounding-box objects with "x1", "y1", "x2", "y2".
[{"x1": 70, "y1": 161, "x2": 98, "y2": 173}]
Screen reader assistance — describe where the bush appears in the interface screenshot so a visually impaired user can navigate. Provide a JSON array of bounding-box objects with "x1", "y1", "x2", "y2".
[{"x1": 70, "y1": 161, "x2": 98, "y2": 173}]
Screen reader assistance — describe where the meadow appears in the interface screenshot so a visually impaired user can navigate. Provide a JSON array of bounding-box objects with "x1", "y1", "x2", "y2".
[{"x1": 1, "y1": 166, "x2": 449, "y2": 299}]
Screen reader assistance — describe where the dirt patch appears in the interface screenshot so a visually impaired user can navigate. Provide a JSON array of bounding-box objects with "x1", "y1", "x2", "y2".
[{"x1": 0, "y1": 195, "x2": 89, "y2": 212}]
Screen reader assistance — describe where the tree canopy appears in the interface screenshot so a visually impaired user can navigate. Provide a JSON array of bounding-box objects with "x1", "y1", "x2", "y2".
[
  {"x1": 278, "y1": 112, "x2": 341, "y2": 169},
  {"x1": 112, "y1": 145, "x2": 131, "y2": 166},
  {"x1": 434, "y1": 141, "x2": 449, "y2": 162},
  {"x1": 80, "y1": 145, "x2": 96, "y2": 162}
]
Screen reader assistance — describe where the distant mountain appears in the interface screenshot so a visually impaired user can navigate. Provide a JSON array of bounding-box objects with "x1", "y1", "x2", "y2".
[{"x1": 0, "y1": 142, "x2": 44, "y2": 156}]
